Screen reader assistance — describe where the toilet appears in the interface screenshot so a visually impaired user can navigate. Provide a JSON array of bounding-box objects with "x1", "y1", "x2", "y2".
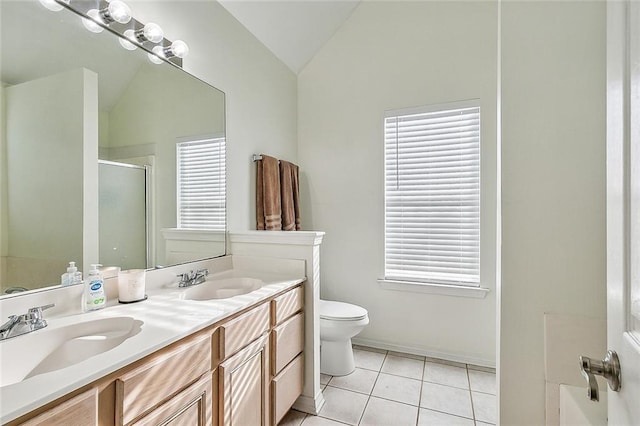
[{"x1": 319, "y1": 299, "x2": 369, "y2": 376}]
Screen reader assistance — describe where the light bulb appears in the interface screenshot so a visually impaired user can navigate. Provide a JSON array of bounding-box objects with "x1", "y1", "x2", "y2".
[
  {"x1": 82, "y1": 9, "x2": 104, "y2": 33},
  {"x1": 39, "y1": 0, "x2": 68, "y2": 12},
  {"x1": 119, "y1": 29, "x2": 138, "y2": 50},
  {"x1": 168, "y1": 40, "x2": 189, "y2": 58},
  {"x1": 102, "y1": 0, "x2": 131, "y2": 24},
  {"x1": 148, "y1": 46, "x2": 165, "y2": 64},
  {"x1": 144, "y1": 23, "x2": 164, "y2": 43},
  {"x1": 136, "y1": 23, "x2": 164, "y2": 43}
]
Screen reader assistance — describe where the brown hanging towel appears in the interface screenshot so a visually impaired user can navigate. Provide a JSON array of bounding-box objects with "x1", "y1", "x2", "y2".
[
  {"x1": 256, "y1": 155, "x2": 282, "y2": 230},
  {"x1": 280, "y1": 160, "x2": 301, "y2": 231}
]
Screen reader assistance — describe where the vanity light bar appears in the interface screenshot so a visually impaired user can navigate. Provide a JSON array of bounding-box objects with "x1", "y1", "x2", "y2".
[{"x1": 38, "y1": 0, "x2": 188, "y2": 68}]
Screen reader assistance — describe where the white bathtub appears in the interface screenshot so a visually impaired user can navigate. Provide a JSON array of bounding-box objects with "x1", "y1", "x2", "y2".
[{"x1": 559, "y1": 384, "x2": 607, "y2": 426}]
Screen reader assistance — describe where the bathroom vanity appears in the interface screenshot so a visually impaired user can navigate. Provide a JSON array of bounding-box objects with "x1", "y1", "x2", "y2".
[{"x1": 0, "y1": 256, "x2": 306, "y2": 426}]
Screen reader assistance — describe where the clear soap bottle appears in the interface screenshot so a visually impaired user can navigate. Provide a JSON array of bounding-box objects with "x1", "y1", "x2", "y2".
[{"x1": 61, "y1": 261, "x2": 82, "y2": 286}]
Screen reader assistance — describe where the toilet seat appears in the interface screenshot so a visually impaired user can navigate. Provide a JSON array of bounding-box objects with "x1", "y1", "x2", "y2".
[{"x1": 319, "y1": 300, "x2": 368, "y2": 321}]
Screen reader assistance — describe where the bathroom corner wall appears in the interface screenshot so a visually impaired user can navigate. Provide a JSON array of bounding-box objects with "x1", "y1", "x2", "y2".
[
  {"x1": 500, "y1": 1, "x2": 606, "y2": 424},
  {"x1": 127, "y1": 0, "x2": 298, "y2": 234},
  {"x1": 298, "y1": 1, "x2": 498, "y2": 366}
]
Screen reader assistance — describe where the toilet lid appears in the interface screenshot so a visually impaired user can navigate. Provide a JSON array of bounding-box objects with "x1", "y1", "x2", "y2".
[{"x1": 319, "y1": 300, "x2": 368, "y2": 321}]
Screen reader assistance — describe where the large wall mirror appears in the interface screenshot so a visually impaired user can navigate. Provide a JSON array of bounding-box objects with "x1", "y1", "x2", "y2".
[{"x1": 0, "y1": 0, "x2": 226, "y2": 297}]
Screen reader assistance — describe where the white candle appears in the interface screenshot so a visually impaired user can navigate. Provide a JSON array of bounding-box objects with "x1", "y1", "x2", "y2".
[{"x1": 118, "y1": 269, "x2": 146, "y2": 302}]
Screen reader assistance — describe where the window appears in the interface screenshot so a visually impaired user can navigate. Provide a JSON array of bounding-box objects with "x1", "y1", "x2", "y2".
[
  {"x1": 176, "y1": 135, "x2": 226, "y2": 231},
  {"x1": 384, "y1": 101, "x2": 480, "y2": 287}
]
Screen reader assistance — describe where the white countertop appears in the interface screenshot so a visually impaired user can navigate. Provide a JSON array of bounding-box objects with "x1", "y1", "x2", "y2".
[{"x1": 0, "y1": 255, "x2": 305, "y2": 424}]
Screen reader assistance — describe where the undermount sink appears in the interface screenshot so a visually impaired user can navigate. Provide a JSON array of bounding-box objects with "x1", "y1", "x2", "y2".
[
  {"x1": 182, "y1": 277, "x2": 264, "y2": 301},
  {"x1": 0, "y1": 316, "x2": 142, "y2": 388}
]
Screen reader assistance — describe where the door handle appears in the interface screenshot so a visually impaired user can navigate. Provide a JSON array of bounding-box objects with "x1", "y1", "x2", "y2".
[{"x1": 579, "y1": 350, "x2": 621, "y2": 401}]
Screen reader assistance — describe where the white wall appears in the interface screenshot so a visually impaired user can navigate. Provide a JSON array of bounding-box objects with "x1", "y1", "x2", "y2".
[
  {"x1": 128, "y1": 1, "x2": 298, "y2": 233},
  {"x1": 500, "y1": 1, "x2": 606, "y2": 424},
  {"x1": 298, "y1": 1, "x2": 498, "y2": 365},
  {"x1": 3, "y1": 69, "x2": 98, "y2": 289}
]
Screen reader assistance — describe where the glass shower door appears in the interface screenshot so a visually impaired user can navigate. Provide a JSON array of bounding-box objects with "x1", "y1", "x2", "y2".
[{"x1": 98, "y1": 160, "x2": 148, "y2": 270}]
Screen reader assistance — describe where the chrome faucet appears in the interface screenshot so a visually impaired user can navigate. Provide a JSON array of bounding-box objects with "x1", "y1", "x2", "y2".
[
  {"x1": 177, "y1": 269, "x2": 209, "y2": 288},
  {"x1": 0, "y1": 304, "x2": 55, "y2": 341}
]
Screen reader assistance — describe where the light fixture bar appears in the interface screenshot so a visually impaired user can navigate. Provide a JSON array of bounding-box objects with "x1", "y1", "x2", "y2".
[{"x1": 43, "y1": 0, "x2": 187, "y2": 68}]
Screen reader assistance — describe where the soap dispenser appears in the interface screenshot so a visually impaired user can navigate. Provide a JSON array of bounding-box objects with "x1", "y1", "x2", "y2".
[
  {"x1": 83, "y1": 264, "x2": 106, "y2": 312},
  {"x1": 61, "y1": 262, "x2": 82, "y2": 286}
]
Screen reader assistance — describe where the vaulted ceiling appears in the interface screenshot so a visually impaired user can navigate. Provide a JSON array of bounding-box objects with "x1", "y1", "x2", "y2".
[{"x1": 219, "y1": 0, "x2": 361, "y2": 74}]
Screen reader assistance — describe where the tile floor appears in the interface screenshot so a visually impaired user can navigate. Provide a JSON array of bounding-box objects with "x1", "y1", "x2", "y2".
[{"x1": 279, "y1": 346, "x2": 496, "y2": 426}]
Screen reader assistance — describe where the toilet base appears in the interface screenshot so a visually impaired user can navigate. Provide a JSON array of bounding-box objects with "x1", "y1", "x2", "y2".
[{"x1": 320, "y1": 339, "x2": 356, "y2": 376}]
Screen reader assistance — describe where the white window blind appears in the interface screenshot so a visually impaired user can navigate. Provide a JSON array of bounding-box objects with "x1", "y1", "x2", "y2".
[
  {"x1": 384, "y1": 101, "x2": 480, "y2": 286},
  {"x1": 176, "y1": 136, "x2": 226, "y2": 231}
]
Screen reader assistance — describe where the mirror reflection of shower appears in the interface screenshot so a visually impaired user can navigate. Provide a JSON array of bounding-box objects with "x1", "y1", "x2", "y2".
[{"x1": 98, "y1": 160, "x2": 151, "y2": 270}]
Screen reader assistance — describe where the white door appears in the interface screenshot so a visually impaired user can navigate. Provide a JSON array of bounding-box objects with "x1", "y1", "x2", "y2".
[{"x1": 607, "y1": 0, "x2": 640, "y2": 423}]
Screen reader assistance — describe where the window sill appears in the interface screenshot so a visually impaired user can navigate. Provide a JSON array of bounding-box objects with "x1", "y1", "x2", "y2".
[{"x1": 377, "y1": 279, "x2": 490, "y2": 299}]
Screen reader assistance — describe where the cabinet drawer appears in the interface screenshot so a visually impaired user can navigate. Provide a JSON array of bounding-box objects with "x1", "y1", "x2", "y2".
[
  {"x1": 132, "y1": 373, "x2": 212, "y2": 426},
  {"x1": 272, "y1": 286, "x2": 303, "y2": 326},
  {"x1": 220, "y1": 302, "x2": 270, "y2": 359},
  {"x1": 271, "y1": 354, "x2": 304, "y2": 425},
  {"x1": 116, "y1": 334, "x2": 211, "y2": 425},
  {"x1": 271, "y1": 313, "x2": 304, "y2": 375}
]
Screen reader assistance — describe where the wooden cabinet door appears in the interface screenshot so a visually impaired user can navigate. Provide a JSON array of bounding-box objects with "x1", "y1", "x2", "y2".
[
  {"x1": 219, "y1": 334, "x2": 269, "y2": 426},
  {"x1": 132, "y1": 374, "x2": 212, "y2": 426}
]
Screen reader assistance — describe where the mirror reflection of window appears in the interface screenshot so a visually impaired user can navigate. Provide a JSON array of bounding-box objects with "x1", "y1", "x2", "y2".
[{"x1": 176, "y1": 135, "x2": 226, "y2": 231}]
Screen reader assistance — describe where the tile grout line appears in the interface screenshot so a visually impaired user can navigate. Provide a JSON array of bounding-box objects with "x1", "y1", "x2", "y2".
[
  {"x1": 416, "y1": 356, "x2": 426, "y2": 426},
  {"x1": 419, "y1": 407, "x2": 476, "y2": 422},
  {"x1": 359, "y1": 394, "x2": 422, "y2": 409},
  {"x1": 466, "y1": 364, "x2": 478, "y2": 424},
  {"x1": 421, "y1": 378, "x2": 473, "y2": 391},
  {"x1": 359, "y1": 346, "x2": 494, "y2": 372},
  {"x1": 357, "y1": 366, "x2": 425, "y2": 382},
  {"x1": 356, "y1": 395, "x2": 372, "y2": 425},
  {"x1": 356, "y1": 350, "x2": 388, "y2": 425},
  {"x1": 325, "y1": 384, "x2": 371, "y2": 397},
  {"x1": 472, "y1": 389, "x2": 497, "y2": 396},
  {"x1": 313, "y1": 413, "x2": 353, "y2": 426}
]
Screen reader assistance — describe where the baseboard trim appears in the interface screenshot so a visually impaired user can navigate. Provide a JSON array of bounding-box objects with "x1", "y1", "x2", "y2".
[
  {"x1": 351, "y1": 337, "x2": 496, "y2": 368},
  {"x1": 293, "y1": 391, "x2": 326, "y2": 415}
]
